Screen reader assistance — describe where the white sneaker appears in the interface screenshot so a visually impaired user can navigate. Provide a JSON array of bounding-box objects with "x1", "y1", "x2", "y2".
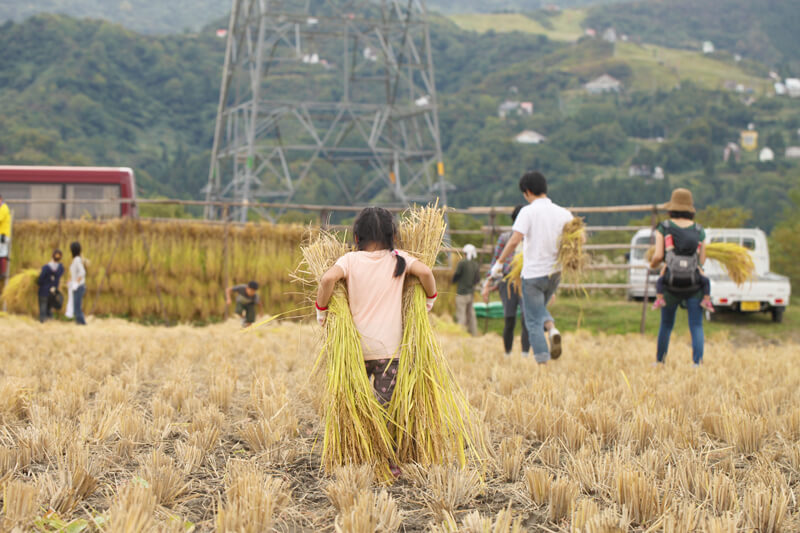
[{"x1": 549, "y1": 327, "x2": 562, "y2": 360}]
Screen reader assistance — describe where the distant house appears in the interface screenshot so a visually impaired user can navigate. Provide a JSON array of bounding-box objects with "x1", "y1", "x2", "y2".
[
  {"x1": 498, "y1": 101, "x2": 519, "y2": 119},
  {"x1": 740, "y1": 130, "x2": 758, "y2": 152},
  {"x1": 785, "y1": 78, "x2": 800, "y2": 98},
  {"x1": 585, "y1": 28, "x2": 597, "y2": 38},
  {"x1": 628, "y1": 165, "x2": 652, "y2": 178},
  {"x1": 627, "y1": 165, "x2": 664, "y2": 179},
  {"x1": 702, "y1": 41, "x2": 715, "y2": 54},
  {"x1": 514, "y1": 130, "x2": 547, "y2": 145},
  {"x1": 785, "y1": 147, "x2": 800, "y2": 159},
  {"x1": 498, "y1": 101, "x2": 533, "y2": 119},
  {"x1": 602, "y1": 28, "x2": 617, "y2": 43},
  {"x1": 723, "y1": 142, "x2": 741, "y2": 163},
  {"x1": 775, "y1": 83, "x2": 787, "y2": 96},
  {"x1": 216, "y1": 29, "x2": 228, "y2": 38},
  {"x1": 759, "y1": 147, "x2": 775, "y2": 162},
  {"x1": 585, "y1": 74, "x2": 623, "y2": 94}
]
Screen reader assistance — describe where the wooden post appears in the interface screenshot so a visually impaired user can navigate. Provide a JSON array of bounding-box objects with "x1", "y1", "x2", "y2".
[
  {"x1": 223, "y1": 204, "x2": 231, "y2": 320},
  {"x1": 639, "y1": 205, "x2": 659, "y2": 335},
  {"x1": 319, "y1": 209, "x2": 331, "y2": 230}
]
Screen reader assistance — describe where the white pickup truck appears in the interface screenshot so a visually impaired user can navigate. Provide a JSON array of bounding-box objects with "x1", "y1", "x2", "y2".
[{"x1": 627, "y1": 228, "x2": 791, "y2": 322}]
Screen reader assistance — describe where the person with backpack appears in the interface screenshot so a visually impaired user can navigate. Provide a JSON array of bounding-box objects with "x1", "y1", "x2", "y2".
[
  {"x1": 37, "y1": 249, "x2": 65, "y2": 323},
  {"x1": 648, "y1": 188, "x2": 708, "y2": 366}
]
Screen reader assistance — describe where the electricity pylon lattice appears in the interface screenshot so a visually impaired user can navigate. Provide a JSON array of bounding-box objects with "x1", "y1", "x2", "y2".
[{"x1": 206, "y1": 0, "x2": 446, "y2": 221}]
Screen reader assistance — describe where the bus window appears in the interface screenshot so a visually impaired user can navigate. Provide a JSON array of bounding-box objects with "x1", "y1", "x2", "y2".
[
  {"x1": 0, "y1": 183, "x2": 61, "y2": 220},
  {"x1": 66, "y1": 185, "x2": 121, "y2": 219},
  {"x1": 742, "y1": 238, "x2": 756, "y2": 250}
]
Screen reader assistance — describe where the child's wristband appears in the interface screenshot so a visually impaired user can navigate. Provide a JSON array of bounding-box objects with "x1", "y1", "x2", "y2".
[
  {"x1": 426, "y1": 292, "x2": 437, "y2": 299},
  {"x1": 315, "y1": 301, "x2": 328, "y2": 311}
]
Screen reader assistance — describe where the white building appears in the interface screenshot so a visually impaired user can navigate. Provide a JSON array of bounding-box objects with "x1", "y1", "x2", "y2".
[
  {"x1": 602, "y1": 28, "x2": 617, "y2": 43},
  {"x1": 775, "y1": 83, "x2": 787, "y2": 96},
  {"x1": 514, "y1": 130, "x2": 546, "y2": 144},
  {"x1": 785, "y1": 147, "x2": 800, "y2": 159},
  {"x1": 585, "y1": 74, "x2": 623, "y2": 94},
  {"x1": 785, "y1": 78, "x2": 800, "y2": 98},
  {"x1": 702, "y1": 41, "x2": 715, "y2": 54},
  {"x1": 759, "y1": 147, "x2": 775, "y2": 162}
]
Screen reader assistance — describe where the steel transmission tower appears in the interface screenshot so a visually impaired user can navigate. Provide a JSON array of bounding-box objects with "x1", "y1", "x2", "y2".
[{"x1": 205, "y1": 0, "x2": 446, "y2": 221}]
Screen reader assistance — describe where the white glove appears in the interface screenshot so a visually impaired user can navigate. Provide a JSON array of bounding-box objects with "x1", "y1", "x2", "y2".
[
  {"x1": 315, "y1": 301, "x2": 328, "y2": 326},
  {"x1": 489, "y1": 261, "x2": 504, "y2": 279},
  {"x1": 425, "y1": 292, "x2": 438, "y2": 313}
]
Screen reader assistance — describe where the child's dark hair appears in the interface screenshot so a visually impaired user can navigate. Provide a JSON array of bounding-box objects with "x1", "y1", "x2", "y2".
[
  {"x1": 353, "y1": 207, "x2": 406, "y2": 278},
  {"x1": 511, "y1": 204, "x2": 524, "y2": 222},
  {"x1": 70, "y1": 241, "x2": 81, "y2": 258}
]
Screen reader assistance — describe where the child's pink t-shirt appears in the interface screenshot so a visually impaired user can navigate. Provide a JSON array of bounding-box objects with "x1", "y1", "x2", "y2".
[{"x1": 335, "y1": 249, "x2": 417, "y2": 360}]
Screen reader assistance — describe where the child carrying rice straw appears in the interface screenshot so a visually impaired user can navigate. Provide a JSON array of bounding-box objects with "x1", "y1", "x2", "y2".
[{"x1": 314, "y1": 207, "x2": 438, "y2": 478}]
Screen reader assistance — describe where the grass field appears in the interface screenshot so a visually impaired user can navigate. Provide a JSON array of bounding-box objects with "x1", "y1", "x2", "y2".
[
  {"x1": 449, "y1": 11, "x2": 770, "y2": 94},
  {"x1": 478, "y1": 295, "x2": 799, "y2": 344},
  {"x1": 0, "y1": 313, "x2": 798, "y2": 531},
  {"x1": 449, "y1": 11, "x2": 585, "y2": 42}
]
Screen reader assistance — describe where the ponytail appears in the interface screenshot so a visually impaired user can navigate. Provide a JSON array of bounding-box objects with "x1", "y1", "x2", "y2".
[{"x1": 391, "y1": 249, "x2": 406, "y2": 278}]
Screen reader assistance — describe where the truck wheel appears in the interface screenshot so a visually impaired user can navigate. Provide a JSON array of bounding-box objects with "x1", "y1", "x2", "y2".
[{"x1": 771, "y1": 307, "x2": 784, "y2": 323}]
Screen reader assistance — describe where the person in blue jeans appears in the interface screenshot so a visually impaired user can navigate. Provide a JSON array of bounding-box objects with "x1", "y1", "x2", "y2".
[
  {"x1": 649, "y1": 188, "x2": 706, "y2": 366},
  {"x1": 68, "y1": 241, "x2": 87, "y2": 325},
  {"x1": 490, "y1": 172, "x2": 574, "y2": 364}
]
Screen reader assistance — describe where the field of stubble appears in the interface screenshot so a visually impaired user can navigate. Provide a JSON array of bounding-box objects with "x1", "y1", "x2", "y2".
[{"x1": 0, "y1": 316, "x2": 798, "y2": 532}]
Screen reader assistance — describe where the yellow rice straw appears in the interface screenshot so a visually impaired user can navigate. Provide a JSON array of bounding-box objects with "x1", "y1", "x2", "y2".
[
  {"x1": 0, "y1": 269, "x2": 39, "y2": 315},
  {"x1": 298, "y1": 231, "x2": 396, "y2": 481},
  {"x1": 391, "y1": 203, "x2": 488, "y2": 467},
  {"x1": 557, "y1": 217, "x2": 588, "y2": 288},
  {"x1": 706, "y1": 242, "x2": 756, "y2": 287}
]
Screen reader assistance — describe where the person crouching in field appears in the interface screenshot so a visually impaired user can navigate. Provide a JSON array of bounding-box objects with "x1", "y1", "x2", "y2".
[
  {"x1": 37, "y1": 249, "x2": 64, "y2": 323},
  {"x1": 452, "y1": 243, "x2": 480, "y2": 336},
  {"x1": 225, "y1": 281, "x2": 261, "y2": 327},
  {"x1": 314, "y1": 207, "x2": 437, "y2": 407}
]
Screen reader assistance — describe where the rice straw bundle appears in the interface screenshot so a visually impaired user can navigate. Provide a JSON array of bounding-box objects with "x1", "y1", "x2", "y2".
[
  {"x1": 557, "y1": 217, "x2": 588, "y2": 286},
  {"x1": 1, "y1": 269, "x2": 39, "y2": 315},
  {"x1": 391, "y1": 204, "x2": 487, "y2": 467},
  {"x1": 706, "y1": 242, "x2": 756, "y2": 286},
  {"x1": 503, "y1": 253, "x2": 523, "y2": 296},
  {"x1": 298, "y1": 231, "x2": 396, "y2": 481}
]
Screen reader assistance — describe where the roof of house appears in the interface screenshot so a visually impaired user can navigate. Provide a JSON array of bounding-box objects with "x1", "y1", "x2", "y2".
[{"x1": 585, "y1": 74, "x2": 622, "y2": 89}]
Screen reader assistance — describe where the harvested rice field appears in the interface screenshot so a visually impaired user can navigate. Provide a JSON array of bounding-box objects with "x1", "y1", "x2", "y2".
[{"x1": 1, "y1": 316, "x2": 798, "y2": 532}]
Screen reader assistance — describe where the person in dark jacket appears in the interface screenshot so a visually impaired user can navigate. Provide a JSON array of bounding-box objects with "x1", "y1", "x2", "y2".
[
  {"x1": 452, "y1": 244, "x2": 481, "y2": 336},
  {"x1": 38, "y1": 249, "x2": 64, "y2": 322}
]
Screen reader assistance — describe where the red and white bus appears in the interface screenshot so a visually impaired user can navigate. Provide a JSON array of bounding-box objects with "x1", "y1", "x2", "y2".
[{"x1": 0, "y1": 166, "x2": 137, "y2": 220}]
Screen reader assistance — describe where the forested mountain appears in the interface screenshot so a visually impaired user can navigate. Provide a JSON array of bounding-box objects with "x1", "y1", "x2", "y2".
[
  {"x1": 0, "y1": 0, "x2": 620, "y2": 33},
  {"x1": 585, "y1": 0, "x2": 800, "y2": 73},
  {"x1": 1, "y1": 11, "x2": 799, "y2": 232},
  {"x1": 0, "y1": 0, "x2": 229, "y2": 34}
]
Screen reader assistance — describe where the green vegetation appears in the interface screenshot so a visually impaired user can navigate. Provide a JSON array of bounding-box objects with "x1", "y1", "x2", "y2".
[
  {"x1": 0, "y1": 0, "x2": 229, "y2": 34},
  {"x1": 449, "y1": 10, "x2": 585, "y2": 42},
  {"x1": 480, "y1": 295, "x2": 799, "y2": 343},
  {"x1": 584, "y1": 0, "x2": 800, "y2": 73}
]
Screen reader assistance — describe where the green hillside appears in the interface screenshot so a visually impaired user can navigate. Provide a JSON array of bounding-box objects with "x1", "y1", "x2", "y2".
[
  {"x1": 0, "y1": 15, "x2": 225, "y2": 196},
  {"x1": 0, "y1": 0, "x2": 229, "y2": 34},
  {"x1": 584, "y1": 0, "x2": 800, "y2": 73},
  {"x1": 1, "y1": 13, "x2": 800, "y2": 237}
]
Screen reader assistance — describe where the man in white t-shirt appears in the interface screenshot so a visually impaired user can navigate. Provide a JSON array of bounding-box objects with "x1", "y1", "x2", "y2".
[{"x1": 490, "y1": 171, "x2": 573, "y2": 363}]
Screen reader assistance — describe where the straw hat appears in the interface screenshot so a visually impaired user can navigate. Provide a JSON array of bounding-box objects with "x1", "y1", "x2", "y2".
[{"x1": 662, "y1": 188, "x2": 695, "y2": 213}]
